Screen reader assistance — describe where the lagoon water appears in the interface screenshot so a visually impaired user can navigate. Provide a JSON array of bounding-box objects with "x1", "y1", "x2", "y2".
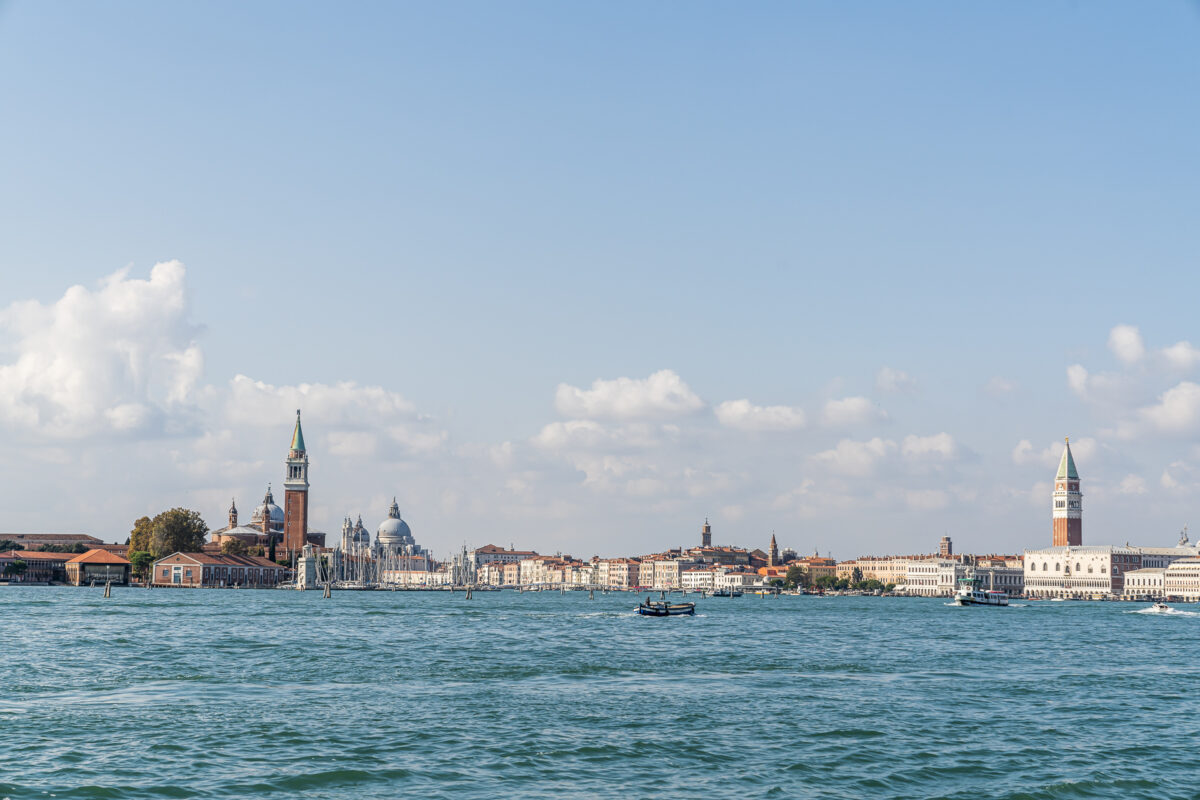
[{"x1": 2, "y1": 587, "x2": 1199, "y2": 799}]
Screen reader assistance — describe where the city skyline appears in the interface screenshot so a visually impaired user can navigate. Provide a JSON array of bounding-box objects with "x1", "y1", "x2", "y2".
[{"x1": 3, "y1": 3, "x2": 1200, "y2": 557}]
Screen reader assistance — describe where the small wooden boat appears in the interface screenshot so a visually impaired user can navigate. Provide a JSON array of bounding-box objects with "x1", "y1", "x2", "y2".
[{"x1": 637, "y1": 598, "x2": 695, "y2": 616}]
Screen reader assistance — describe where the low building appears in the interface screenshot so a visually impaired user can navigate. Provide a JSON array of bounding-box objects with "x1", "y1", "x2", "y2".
[
  {"x1": 0, "y1": 550, "x2": 71, "y2": 583},
  {"x1": 471, "y1": 544, "x2": 539, "y2": 567},
  {"x1": 1123, "y1": 568, "x2": 1165, "y2": 599},
  {"x1": 681, "y1": 568, "x2": 717, "y2": 591},
  {"x1": 0, "y1": 533, "x2": 104, "y2": 550},
  {"x1": 1164, "y1": 558, "x2": 1200, "y2": 601},
  {"x1": 477, "y1": 562, "x2": 506, "y2": 586},
  {"x1": 902, "y1": 559, "x2": 964, "y2": 597},
  {"x1": 152, "y1": 552, "x2": 289, "y2": 588},
  {"x1": 65, "y1": 549, "x2": 131, "y2": 586},
  {"x1": 715, "y1": 570, "x2": 763, "y2": 590}
]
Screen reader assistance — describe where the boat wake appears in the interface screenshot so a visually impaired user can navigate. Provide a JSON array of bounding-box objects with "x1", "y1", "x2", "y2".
[{"x1": 1129, "y1": 607, "x2": 1200, "y2": 616}]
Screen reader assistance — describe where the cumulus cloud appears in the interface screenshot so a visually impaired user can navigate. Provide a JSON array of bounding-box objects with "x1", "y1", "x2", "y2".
[
  {"x1": 822, "y1": 396, "x2": 887, "y2": 427},
  {"x1": 1116, "y1": 474, "x2": 1148, "y2": 495},
  {"x1": 224, "y1": 375, "x2": 416, "y2": 428},
  {"x1": 876, "y1": 367, "x2": 916, "y2": 394},
  {"x1": 532, "y1": 420, "x2": 662, "y2": 451},
  {"x1": 901, "y1": 433, "x2": 957, "y2": 460},
  {"x1": 714, "y1": 399, "x2": 806, "y2": 431},
  {"x1": 813, "y1": 437, "x2": 896, "y2": 476},
  {"x1": 1066, "y1": 364, "x2": 1090, "y2": 399},
  {"x1": 0, "y1": 262, "x2": 201, "y2": 438},
  {"x1": 554, "y1": 369, "x2": 703, "y2": 420},
  {"x1": 1162, "y1": 341, "x2": 1200, "y2": 371},
  {"x1": 1108, "y1": 324, "x2": 1145, "y2": 365},
  {"x1": 1136, "y1": 381, "x2": 1200, "y2": 434},
  {"x1": 1011, "y1": 437, "x2": 1097, "y2": 469}
]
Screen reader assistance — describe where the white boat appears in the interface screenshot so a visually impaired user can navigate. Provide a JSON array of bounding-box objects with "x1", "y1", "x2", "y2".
[
  {"x1": 1151, "y1": 602, "x2": 1171, "y2": 613},
  {"x1": 1049, "y1": 597, "x2": 1065, "y2": 602},
  {"x1": 953, "y1": 577, "x2": 1008, "y2": 607}
]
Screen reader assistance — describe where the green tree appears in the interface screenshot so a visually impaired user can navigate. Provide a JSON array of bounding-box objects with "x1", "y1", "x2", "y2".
[
  {"x1": 851, "y1": 566, "x2": 863, "y2": 585},
  {"x1": 0, "y1": 539, "x2": 17, "y2": 552},
  {"x1": 128, "y1": 550, "x2": 155, "y2": 580},
  {"x1": 784, "y1": 564, "x2": 808, "y2": 589},
  {"x1": 221, "y1": 538, "x2": 248, "y2": 556},
  {"x1": 147, "y1": 508, "x2": 209, "y2": 558},
  {"x1": 858, "y1": 579, "x2": 884, "y2": 592},
  {"x1": 129, "y1": 516, "x2": 154, "y2": 553},
  {"x1": 815, "y1": 574, "x2": 838, "y2": 590},
  {"x1": 3, "y1": 559, "x2": 27, "y2": 578}
]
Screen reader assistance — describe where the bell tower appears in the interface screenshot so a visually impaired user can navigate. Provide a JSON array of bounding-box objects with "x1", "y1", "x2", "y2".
[
  {"x1": 283, "y1": 410, "x2": 309, "y2": 555},
  {"x1": 701, "y1": 518, "x2": 712, "y2": 548},
  {"x1": 1052, "y1": 437, "x2": 1082, "y2": 547}
]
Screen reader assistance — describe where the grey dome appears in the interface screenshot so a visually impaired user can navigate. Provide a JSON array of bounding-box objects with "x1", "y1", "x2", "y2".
[
  {"x1": 376, "y1": 498, "x2": 413, "y2": 549},
  {"x1": 251, "y1": 487, "x2": 284, "y2": 531}
]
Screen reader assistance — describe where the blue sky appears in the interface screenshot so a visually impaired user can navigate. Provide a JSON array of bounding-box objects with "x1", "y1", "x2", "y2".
[{"x1": 2, "y1": 2, "x2": 1200, "y2": 558}]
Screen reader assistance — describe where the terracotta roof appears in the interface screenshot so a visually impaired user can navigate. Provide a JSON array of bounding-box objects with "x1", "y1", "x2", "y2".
[
  {"x1": 155, "y1": 552, "x2": 285, "y2": 568},
  {"x1": 67, "y1": 549, "x2": 132, "y2": 565},
  {"x1": 0, "y1": 550, "x2": 73, "y2": 561}
]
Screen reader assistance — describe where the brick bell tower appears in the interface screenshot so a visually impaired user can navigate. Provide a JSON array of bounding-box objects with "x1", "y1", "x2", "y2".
[
  {"x1": 1052, "y1": 437, "x2": 1082, "y2": 547},
  {"x1": 283, "y1": 410, "x2": 309, "y2": 556}
]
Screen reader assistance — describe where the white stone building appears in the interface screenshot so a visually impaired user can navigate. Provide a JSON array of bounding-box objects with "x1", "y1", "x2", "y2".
[
  {"x1": 1164, "y1": 558, "x2": 1200, "y2": 600},
  {"x1": 1022, "y1": 545, "x2": 1141, "y2": 598},
  {"x1": 1122, "y1": 568, "x2": 1165, "y2": 599},
  {"x1": 902, "y1": 559, "x2": 964, "y2": 597}
]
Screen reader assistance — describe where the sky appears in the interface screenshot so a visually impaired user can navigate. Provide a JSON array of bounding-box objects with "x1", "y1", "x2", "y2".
[{"x1": 2, "y1": 1, "x2": 1200, "y2": 559}]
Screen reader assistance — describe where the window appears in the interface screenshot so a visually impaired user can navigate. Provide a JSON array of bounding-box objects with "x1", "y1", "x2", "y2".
[
  {"x1": 1056, "y1": 563, "x2": 1061, "y2": 571},
  {"x1": 1076, "y1": 563, "x2": 1082, "y2": 572},
  {"x1": 1088, "y1": 566, "x2": 1093, "y2": 573}
]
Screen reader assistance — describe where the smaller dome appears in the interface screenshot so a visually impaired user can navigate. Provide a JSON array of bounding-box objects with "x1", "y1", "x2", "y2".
[{"x1": 251, "y1": 486, "x2": 285, "y2": 531}]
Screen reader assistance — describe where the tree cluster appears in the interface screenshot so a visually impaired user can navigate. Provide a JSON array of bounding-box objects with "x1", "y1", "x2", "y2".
[{"x1": 128, "y1": 508, "x2": 209, "y2": 561}]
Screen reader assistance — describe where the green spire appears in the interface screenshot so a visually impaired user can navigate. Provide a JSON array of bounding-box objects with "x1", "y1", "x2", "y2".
[
  {"x1": 291, "y1": 409, "x2": 306, "y2": 453},
  {"x1": 1056, "y1": 437, "x2": 1078, "y2": 480}
]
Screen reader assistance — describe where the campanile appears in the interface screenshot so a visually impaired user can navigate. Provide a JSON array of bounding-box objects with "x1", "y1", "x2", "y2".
[
  {"x1": 283, "y1": 410, "x2": 309, "y2": 555},
  {"x1": 1052, "y1": 437, "x2": 1082, "y2": 547}
]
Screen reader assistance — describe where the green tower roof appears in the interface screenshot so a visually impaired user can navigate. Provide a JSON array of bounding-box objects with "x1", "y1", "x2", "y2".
[
  {"x1": 291, "y1": 410, "x2": 306, "y2": 453},
  {"x1": 1056, "y1": 438, "x2": 1078, "y2": 480}
]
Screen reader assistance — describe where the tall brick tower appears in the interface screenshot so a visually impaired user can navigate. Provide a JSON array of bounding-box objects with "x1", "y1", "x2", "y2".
[
  {"x1": 283, "y1": 410, "x2": 309, "y2": 556},
  {"x1": 768, "y1": 533, "x2": 779, "y2": 567},
  {"x1": 1052, "y1": 437, "x2": 1082, "y2": 546},
  {"x1": 701, "y1": 518, "x2": 712, "y2": 548}
]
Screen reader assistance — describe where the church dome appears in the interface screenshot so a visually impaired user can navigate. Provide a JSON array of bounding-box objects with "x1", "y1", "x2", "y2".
[
  {"x1": 376, "y1": 498, "x2": 413, "y2": 549},
  {"x1": 251, "y1": 486, "x2": 285, "y2": 532}
]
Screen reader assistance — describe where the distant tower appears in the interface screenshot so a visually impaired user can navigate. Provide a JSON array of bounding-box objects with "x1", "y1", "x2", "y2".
[
  {"x1": 939, "y1": 536, "x2": 952, "y2": 558},
  {"x1": 768, "y1": 533, "x2": 779, "y2": 567},
  {"x1": 228, "y1": 498, "x2": 238, "y2": 529},
  {"x1": 283, "y1": 410, "x2": 310, "y2": 555},
  {"x1": 1052, "y1": 437, "x2": 1082, "y2": 547},
  {"x1": 701, "y1": 518, "x2": 712, "y2": 548}
]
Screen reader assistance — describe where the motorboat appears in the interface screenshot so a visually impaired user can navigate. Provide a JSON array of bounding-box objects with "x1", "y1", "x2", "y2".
[
  {"x1": 711, "y1": 589, "x2": 743, "y2": 598},
  {"x1": 1151, "y1": 602, "x2": 1171, "y2": 613},
  {"x1": 953, "y1": 577, "x2": 1009, "y2": 607},
  {"x1": 637, "y1": 598, "x2": 696, "y2": 616}
]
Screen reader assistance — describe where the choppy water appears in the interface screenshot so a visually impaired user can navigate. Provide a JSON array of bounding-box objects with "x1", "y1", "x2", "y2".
[{"x1": 2, "y1": 587, "x2": 1199, "y2": 799}]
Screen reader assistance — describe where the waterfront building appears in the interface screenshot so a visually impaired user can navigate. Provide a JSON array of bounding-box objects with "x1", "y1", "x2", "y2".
[
  {"x1": 653, "y1": 558, "x2": 683, "y2": 590},
  {"x1": 901, "y1": 559, "x2": 965, "y2": 597},
  {"x1": 64, "y1": 549, "x2": 131, "y2": 585},
  {"x1": 1052, "y1": 438, "x2": 1083, "y2": 546},
  {"x1": 681, "y1": 568, "x2": 716, "y2": 591},
  {"x1": 715, "y1": 570, "x2": 763, "y2": 591},
  {"x1": 470, "y1": 543, "x2": 539, "y2": 568},
  {"x1": 596, "y1": 558, "x2": 637, "y2": 589},
  {"x1": 687, "y1": 545, "x2": 751, "y2": 566},
  {"x1": 1163, "y1": 558, "x2": 1200, "y2": 600},
  {"x1": 1022, "y1": 545, "x2": 1139, "y2": 598},
  {"x1": 1123, "y1": 568, "x2": 1165, "y2": 599},
  {"x1": 502, "y1": 561, "x2": 520, "y2": 586},
  {"x1": 842, "y1": 557, "x2": 912, "y2": 586},
  {"x1": 152, "y1": 552, "x2": 288, "y2": 588},
  {"x1": 0, "y1": 550, "x2": 71, "y2": 583},
  {"x1": 970, "y1": 557, "x2": 1024, "y2": 595},
  {"x1": 477, "y1": 562, "x2": 506, "y2": 586},
  {"x1": 636, "y1": 557, "x2": 658, "y2": 588}
]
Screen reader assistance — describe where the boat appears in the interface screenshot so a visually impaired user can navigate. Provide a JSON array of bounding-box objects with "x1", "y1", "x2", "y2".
[
  {"x1": 637, "y1": 598, "x2": 696, "y2": 616},
  {"x1": 1049, "y1": 597, "x2": 1065, "y2": 602},
  {"x1": 1151, "y1": 602, "x2": 1171, "y2": 613},
  {"x1": 952, "y1": 577, "x2": 1008, "y2": 607},
  {"x1": 711, "y1": 589, "x2": 743, "y2": 598}
]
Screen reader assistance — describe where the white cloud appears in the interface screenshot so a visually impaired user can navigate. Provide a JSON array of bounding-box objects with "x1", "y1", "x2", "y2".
[
  {"x1": 901, "y1": 433, "x2": 957, "y2": 460},
  {"x1": 532, "y1": 420, "x2": 660, "y2": 451},
  {"x1": 905, "y1": 489, "x2": 949, "y2": 510},
  {"x1": 554, "y1": 369, "x2": 703, "y2": 420},
  {"x1": 813, "y1": 437, "x2": 896, "y2": 476},
  {"x1": 224, "y1": 375, "x2": 415, "y2": 428},
  {"x1": 1066, "y1": 364, "x2": 1090, "y2": 399},
  {"x1": 984, "y1": 376, "x2": 1016, "y2": 396},
  {"x1": 876, "y1": 367, "x2": 916, "y2": 394},
  {"x1": 1108, "y1": 324, "x2": 1145, "y2": 365},
  {"x1": 822, "y1": 396, "x2": 887, "y2": 427},
  {"x1": 1137, "y1": 381, "x2": 1200, "y2": 435},
  {"x1": 714, "y1": 399, "x2": 806, "y2": 431},
  {"x1": 0, "y1": 261, "x2": 201, "y2": 438},
  {"x1": 1116, "y1": 474, "x2": 1148, "y2": 495},
  {"x1": 1162, "y1": 341, "x2": 1200, "y2": 371},
  {"x1": 1011, "y1": 437, "x2": 1097, "y2": 469}
]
